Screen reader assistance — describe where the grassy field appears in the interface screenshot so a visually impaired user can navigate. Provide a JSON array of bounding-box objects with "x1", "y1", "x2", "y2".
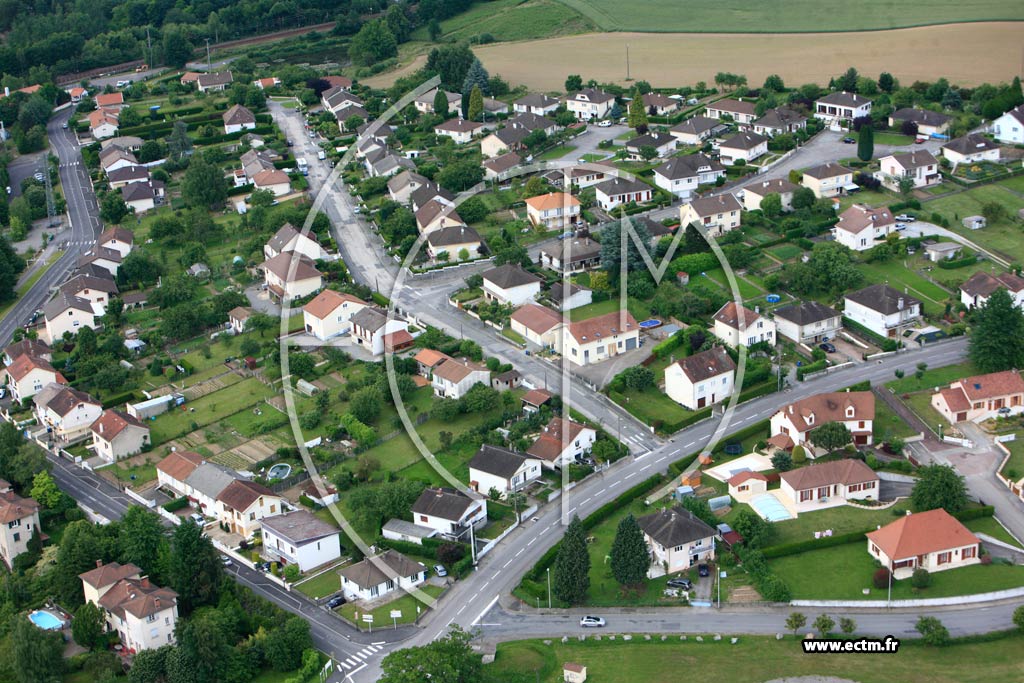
[
  {"x1": 486, "y1": 632, "x2": 1024, "y2": 683},
  {"x1": 294, "y1": 566, "x2": 343, "y2": 599},
  {"x1": 738, "y1": 500, "x2": 911, "y2": 548},
  {"x1": 537, "y1": 145, "x2": 576, "y2": 160},
  {"x1": 887, "y1": 361, "x2": 976, "y2": 394},
  {"x1": 967, "y1": 515, "x2": 1023, "y2": 548},
  {"x1": 552, "y1": 0, "x2": 1024, "y2": 32},
  {"x1": 856, "y1": 261, "x2": 952, "y2": 314},
  {"x1": 411, "y1": 0, "x2": 594, "y2": 43},
  {"x1": 874, "y1": 132, "x2": 916, "y2": 146},
  {"x1": 772, "y1": 541, "x2": 1024, "y2": 600},
  {"x1": 149, "y1": 377, "x2": 275, "y2": 444},
  {"x1": 923, "y1": 184, "x2": 1024, "y2": 262},
  {"x1": 340, "y1": 584, "x2": 444, "y2": 628},
  {"x1": 873, "y1": 399, "x2": 920, "y2": 441},
  {"x1": 999, "y1": 432, "x2": 1024, "y2": 480}
]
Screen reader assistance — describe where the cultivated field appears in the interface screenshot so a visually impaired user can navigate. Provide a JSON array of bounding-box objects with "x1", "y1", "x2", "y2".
[
  {"x1": 367, "y1": 23, "x2": 1022, "y2": 90},
  {"x1": 554, "y1": 0, "x2": 1024, "y2": 33}
]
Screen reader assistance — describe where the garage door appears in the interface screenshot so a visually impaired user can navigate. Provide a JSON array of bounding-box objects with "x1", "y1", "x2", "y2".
[{"x1": 625, "y1": 337, "x2": 637, "y2": 350}]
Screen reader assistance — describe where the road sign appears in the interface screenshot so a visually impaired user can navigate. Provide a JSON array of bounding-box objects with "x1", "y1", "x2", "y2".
[
  {"x1": 362, "y1": 614, "x2": 374, "y2": 622},
  {"x1": 389, "y1": 610, "x2": 402, "y2": 619}
]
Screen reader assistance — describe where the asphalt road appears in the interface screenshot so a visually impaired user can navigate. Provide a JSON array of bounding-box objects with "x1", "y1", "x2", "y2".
[{"x1": 6, "y1": 151, "x2": 47, "y2": 197}]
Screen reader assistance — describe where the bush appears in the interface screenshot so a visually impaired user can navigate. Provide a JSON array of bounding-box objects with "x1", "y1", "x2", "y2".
[
  {"x1": 911, "y1": 567, "x2": 932, "y2": 589},
  {"x1": 162, "y1": 496, "x2": 189, "y2": 512},
  {"x1": 873, "y1": 567, "x2": 891, "y2": 589},
  {"x1": 761, "y1": 531, "x2": 870, "y2": 559}
]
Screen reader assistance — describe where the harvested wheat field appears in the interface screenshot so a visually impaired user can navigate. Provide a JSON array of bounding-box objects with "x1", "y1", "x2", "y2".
[{"x1": 367, "y1": 23, "x2": 1022, "y2": 90}]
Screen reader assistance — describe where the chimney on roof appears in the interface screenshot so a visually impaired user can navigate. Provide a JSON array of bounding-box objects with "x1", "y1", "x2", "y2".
[{"x1": 140, "y1": 576, "x2": 150, "y2": 589}]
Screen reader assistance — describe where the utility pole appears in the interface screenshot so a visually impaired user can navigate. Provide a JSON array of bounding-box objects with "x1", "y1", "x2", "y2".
[
  {"x1": 205, "y1": 38, "x2": 212, "y2": 70},
  {"x1": 146, "y1": 27, "x2": 152, "y2": 67},
  {"x1": 625, "y1": 44, "x2": 630, "y2": 81}
]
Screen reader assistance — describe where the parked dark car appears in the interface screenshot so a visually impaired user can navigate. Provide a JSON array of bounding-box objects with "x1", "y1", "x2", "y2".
[
  {"x1": 819, "y1": 342, "x2": 837, "y2": 353},
  {"x1": 326, "y1": 595, "x2": 346, "y2": 609},
  {"x1": 842, "y1": 136, "x2": 856, "y2": 144},
  {"x1": 698, "y1": 564, "x2": 710, "y2": 578}
]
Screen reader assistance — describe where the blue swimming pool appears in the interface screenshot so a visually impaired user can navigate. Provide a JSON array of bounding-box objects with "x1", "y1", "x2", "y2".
[
  {"x1": 750, "y1": 493, "x2": 794, "y2": 522},
  {"x1": 28, "y1": 609, "x2": 63, "y2": 630},
  {"x1": 267, "y1": 463, "x2": 292, "y2": 480}
]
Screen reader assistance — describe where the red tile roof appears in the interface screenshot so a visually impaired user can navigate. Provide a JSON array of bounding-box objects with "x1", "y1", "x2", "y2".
[{"x1": 866, "y1": 509, "x2": 979, "y2": 561}]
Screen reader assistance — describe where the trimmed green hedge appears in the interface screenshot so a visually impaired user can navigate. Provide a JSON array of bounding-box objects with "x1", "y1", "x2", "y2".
[
  {"x1": 937, "y1": 255, "x2": 977, "y2": 270},
  {"x1": 101, "y1": 391, "x2": 143, "y2": 409},
  {"x1": 163, "y1": 497, "x2": 188, "y2": 512},
  {"x1": 652, "y1": 329, "x2": 686, "y2": 359},
  {"x1": 796, "y1": 359, "x2": 828, "y2": 381},
  {"x1": 375, "y1": 536, "x2": 447, "y2": 560}
]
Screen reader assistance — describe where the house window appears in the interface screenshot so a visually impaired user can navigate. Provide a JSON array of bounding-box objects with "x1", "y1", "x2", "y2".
[
  {"x1": 937, "y1": 552, "x2": 951, "y2": 565},
  {"x1": 799, "y1": 490, "x2": 812, "y2": 502},
  {"x1": 963, "y1": 546, "x2": 976, "y2": 560},
  {"x1": 870, "y1": 543, "x2": 879, "y2": 554},
  {"x1": 147, "y1": 614, "x2": 158, "y2": 623},
  {"x1": 816, "y1": 487, "x2": 829, "y2": 499},
  {"x1": 12, "y1": 532, "x2": 19, "y2": 543}
]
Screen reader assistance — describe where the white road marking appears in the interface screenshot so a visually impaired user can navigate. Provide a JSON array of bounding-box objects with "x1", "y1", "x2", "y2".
[
  {"x1": 515, "y1": 549, "x2": 524, "y2": 557},
  {"x1": 471, "y1": 594, "x2": 500, "y2": 626},
  {"x1": 684, "y1": 441, "x2": 695, "y2": 448},
  {"x1": 339, "y1": 660, "x2": 351, "y2": 670},
  {"x1": 527, "y1": 537, "x2": 537, "y2": 546},
  {"x1": 640, "y1": 464, "x2": 650, "y2": 471},
  {"x1": 624, "y1": 472, "x2": 636, "y2": 480},
  {"x1": 581, "y1": 497, "x2": 591, "y2": 504},
  {"x1": 345, "y1": 663, "x2": 366, "y2": 681},
  {"x1": 656, "y1": 456, "x2": 666, "y2": 463},
  {"x1": 597, "y1": 488, "x2": 607, "y2": 494},
  {"x1": 503, "y1": 558, "x2": 514, "y2": 568},
  {"x1": 345, "y1": 657, "x2": 358, "y2": 666},
  {"x1": 456, "y1": 605, "x2": 466, "y2": 615}
]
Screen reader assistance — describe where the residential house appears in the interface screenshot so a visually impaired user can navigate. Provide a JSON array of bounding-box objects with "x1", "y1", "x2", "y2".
[
  {"x1": 413, "y1": 348, "x2": 450, "y2": 379},
  {"x1": 779, "y1": 458, "x2": 879, "y2": 513},
  {"x1": 652, "y1": 153, "x2": 725, "y2": 199},
  {"x1": 321, "y1": 87, "x2": 363, "y2": 118},
  {"x1": 67, "y1": 86, "x2": 88, "y2": 102},
  {"x1": 510, "y1": 304, "x2": 564, "y2": 350},
  {"x1": 482, "y1": 152, "x2": 522, "y2": 181},
  {"x1": 637, "y1": 507, "x2": 716, "y2": 575},
  {"x1": 751, "y1": 107, "x2": 807, "y2": 137},
  {"x1": 155, "y1": 451, "x2": 204, "y2": 496},
  {"x1": 228, "y1": 306, "x2": 252, "y2": 335},
  {"x1": 253, "y1": 77, "x2": 281, "y2": 90},
  {"x1": 101, "y1": 135, "x2": 144, "y2": 153},
  {"x1": 222, "y1": 104, "x2": 256, "y2": 134},
  {"x1": 594, "y1": 177, "x2": 653, "y2": 211},
  {"x1": 339, "y1": 550, "x2": 426, "y2": 601},
  {"x1": 411, "y1": 487, "x2": 487, "y2": 540},
  {"x1": 88, "y1": 109, "x2": 119, "y2": 139},
  {"x1": 705, "y1": 98, "x2": 757, "y2": 124},
  {"x1": 122, "y1": 180, "x2": 165, "y2": 214},
  {"x1": 90, "y1": 409, "x2": 150, "y2": 462},
  {"x1": 387, "y1": 170, "x2": 428, "y2": 204},
  {"x1": 802, "y1": 163, "x2": 855, "y2": 198},
  {"x1": 33, "y1": 384, "x2": 103, "y2": 444},
  {"x1": 264, "y1": 223, "x2": 325, "y2": 261},
  {"x1": 833, "y1": 204, "x2": 896, "y2": 251},
  {"x1": 349, "y1": 308, "x2": 409, "y2": 356},
  {"x1": 508, "y1": 112, "x2": 559, "y2": 137},
  {"x1": 712, "y1": 301, "x2": 776, "y2": 347},
  {"x1": 931, "y1": 370, "x2": 1024, "y2": 423},
  {"x1": 302, "y1": 290, "x2": 368, "y2": 340},
  {"x1": 179, "y1": 72, "x2": 201, "y2": 86},
  {"x1": 728, "y1": 471, "x2": 769, "y2": 502},
  {"x1": 426, "y1": 225, "x2": 482, "y2": 261},
  {"x1": 993, "y1": 104, "x2": 1024, "y2": 144},
  {"x1": 889, "y1": 108, "x2": 952, "y2": 137},
  {"x1": 563, "y1": 310, "x2": 640, "y2": 366},
  {"x1": 773, "y1": 300, "x2": 842, "y2": 344},
  {"x1": 878, "y1": 150, "x2": 940, "y2": 191},
  {"x1": 430, "y1": 357, "x2": 491, "y2": 400},
  {"x1": 251, "y1": 169, "x2": 291, "y2": 197},
  {"x1": 79, "y1": 562, "x2": 178, "y2": 651},
  {"x1": 434, "y1": 118, "x2": 484, "y2": 144},
  {"x1": 678, "y1": 194, "x2": 743, "y2": 237},
  {"x1": 543, "y1": 163, "x2": 614, "y2": 189},
  {"x1": 101, "y1": 149, "x2": 140, "y2": 176},
  {"x1": 3, "y1": 339, "x2": 52, "y2": 366},
  {"x1": 415, "y1": 199, "x2": 465, "y2": 235},
  {"x1": 814, "y1": 92, "x2": 872, "y2": 126},
  {"x1": 366, "y1": 151, "x2": 414, "y2": 178},
  {"x1": 414, "y1": 89, "x2": 461, "y2": 115},
  {"x1": 549, "y1": 282, "x2": 593, "y2": 311},
  {"x1": 261, "y1": 510, "x2": 341, "y2": 572},
  {"x1": 743, "y1": 178, "x2": 798, "y2": 212},
  {"x1": 625, "y1": 132, "x2": 677, "y2": 159},
  {"x1": 513, "y1": 94, "x2": 560, "y2": 116},
  {"x1": 942, "y1": 134, "x2": 1001, "y2": 165},
  {"x1": 482, "y1": 97, "x2": 509, "y2": 117},
  {"x1": 642, "y1": 92, "x2": 681, "y2": 116},
  {"x1": 526, "y1": 192, "x2": 581, "y2": 231},
  {"x1": 196, "y1": 71, "x2": 233, "y2": 93},
  {"x1": 183, "y1": 462, "x2": 239, "y2": 517},
  {"x1": 0, "y1": 489, "x2": 41, "y2": 568},
  {"x1": 718, "y1": 131, "x2": 768, "y2": 165},
  {"x1": 843, "y1": 284, "x2": 922, "y2": 338},
  {"x1": 565, "y1": 88, "x2": 615, "y2": 120},
  {"x1": 539, "y1": 238, "x2": 601, "y2": 275},
  {"x1": 482, "y1": 265, "x2": 542, "y2": 306},
  {"x1": 95, "y1": 92, "x2": 125, "y2": 109},
  {"x1": 770, "y1": 391, "x2": 876, "y2": 451},
  {"x1": 216, "y1": 479, "x2": 282, "y2": 538},
  {"x1": 480, "y1": 127, "x2": 530, "y2": 158},
  {"x1": 239, "y1": 149, "x2": 277, "y2": 183},
  {"x1": 42, "y1": 293, "x2": 97, "y2": 344},
  {"x1": 468, "y1": 444, "x2": 542, "y2": 497},
  {"x1": 564, "y1": 664, "x2": 587, "y2": 683},
  {"x1": 867, "y1": 509, "x2": 981, "y2": 579},
  {"x1": 527, "y1": 417, "x2": 596, "y2": 469},
  {"x1": 77, "y1": 246, "x2": 124, "y2": 276},
  {"x1": 1, "y1": 353, "x2": 66, "y2": 402},
  {"x1": 261, "y1": 252, "x2": 322, "y2": 301},
  {"x1": 959, "y1": 271, "x2": 1024, "y2": 310},
  {"x1": 521, "y1": 388, "x2": 552, "y2": 414},
  {"x1": 669, "y1": 116, "x2": 722, "y2": 145},
  {"x1": 665, "y1": 346, "x2": 736, "y2": 410},
  {"x1": 98, "y1": 226, "x2": 134, "y2": 258}
]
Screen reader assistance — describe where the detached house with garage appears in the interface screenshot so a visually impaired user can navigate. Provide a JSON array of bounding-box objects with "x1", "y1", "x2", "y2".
[
  {"x1": 843, "y1": 284, "x2": 922, "y2": 339},
  {"x1": 959, "y1": 271, "x2": 1024, "y2": 310},
  {"x1": 33, "y1": 384, "x2": 103, "y2": 444},
  {"x1": 773, "y1": 300, "x2": 842, "y2": 344},
  {"x1": 814, "y1": 91, "x2": 872, "y2": 127},
  {"x1": 565, "y1": 88, "x2": 615, "y2": 120},
  {"x1": 751, "y1": 107, "x2": 807, "y2": 137},
  {"x1": 215, "y1": 479, "x2": 283, "y2": 538},
  {"x1": 1, "y1": 353, "x2": 66, "y2": 402},
  {"x1": 705, "y1": 98, "x2": 757, "y2": 125},
  {"x1": 625, "y1": 132, "x2": 677, "y2": 159},
  {"x1": 430, "y1": 357, "x2": 491, "y2": 400},
  {"x1": 711, "y1": 301, "x2": 776, "y2": 348},
  {"x1": 527, "y1": 417, "x2": 596, "y2": 469},
  {"x1": 426, "y1": 225, "x2": 482, "y2": 262},
  {"x1": 261, "y1": 510, "x2": 340, "y2": 573},
  {"x1": 678, "y1": 194, "x2": 742, "y2": 237},
  {"x1": 670, "y1": 116, "x2": 723, "y2": 145},
  {"x1": 90, "y1": 409, "x2": 150, "y2": 462},
  {"x1": 878, "y1": 150, "x2": 940, "y2": 191},
  {"x1": 411, "y1": 487, "x2": 487, "y2": 540},
  {"x1": 339, "y1": 550, "x2": 426, "y2": 602},
  {"x1": 718, "y1": 131, "x2": 768, "y2": 165},
  {"x1": 743, "y1": 178, "x2": 798, "y2": 212},
  {"x1": 260, "y1": 252, "x2": 322, "y2": 301},
  {"x1": 889, "y1": 108, "x2": 952, "y2": 137},
  {"x1": 802, "y1": 163, "x2": 855, "y2": 198},
  {"x1": 652, "y1": 153, "x2": 725, "y2": 199},
  {"x1": 468, "y1": 445, "x2": 542, "y2": 497},
  {"x1": 779, "y1": 458, "x2": 879, "y2": 513},
  {"x1": 514, "y1": 93, "x2": 559, "y2": 116},
  {"x1": 349, "y1": 308, "x2": 409, "y2": 357},
  {"x1": 302, "y1": 290, "x2": 368, "y2": 340},
  {"x1": 665, "y1": 346, "x2": 736, "y2": 410},
  {"x1": 942, "y1": 133, "x2": 1001, "y2": 166},
  {"x1": 539, "y1": 238, "x2": 601, "y2": 275},
  {"x1": 594, "y1": 177, "x2": 654, "y2": 211},
  {"x1": 525, "y1": 192, "x2": 581, "y2": 231},
  {"x1": 637, "y1": 507, "x2": 716, "y2": 575},
  {"x1": 931, "y1": 370, "x2": 1024, "y2": 423},
  {"x1": 482, "y1": 265, "x2": 542, "y2": 306},
  {"x1": 867, "y1": 509, "x2": 980, "y2": 579},
  {"x1": 770, "y1": 391, "x2": 876, "y2": 451},
  {"x1": 509, "y1": 303, "x2": 564, "y2": 350},
  {"x1": 833, "y1": 204, "x2": 896, "y2": 251},
  {"x1": 563, "y1": 311, "x2": 639, "y2": 366}
]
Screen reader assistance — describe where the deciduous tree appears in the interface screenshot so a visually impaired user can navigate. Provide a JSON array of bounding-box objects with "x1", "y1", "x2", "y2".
[
  {"x1": 911, "y1": 464, "x2": 968, "y2": 513},
  {"x1": 809, "y1": 421, "x2": 852, "y2": 453}
]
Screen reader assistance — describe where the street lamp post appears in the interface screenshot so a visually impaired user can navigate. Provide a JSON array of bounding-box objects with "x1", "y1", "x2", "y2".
[
  {"x1": 546, "y1": 567, "x2": 551, "y2": 608},
  {"x1": 887, "y1": 562, "x2": 892, "y2": 608}
]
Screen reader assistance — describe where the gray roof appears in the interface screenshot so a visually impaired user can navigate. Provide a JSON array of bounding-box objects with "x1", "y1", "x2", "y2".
[
  {"x1": 753, "y1": 107, "x2": 806, "y2": 130},
  {"x1": 61, "y1": 274, "x2": 118, "y2": 298},
  {"x1": 549, "y1": 282, "x2": 590, "y2": 303},
  {"x1": 774, "y1": 300, "x2": 840, "y2": 325},
  {"x1": 626, "y1": 132, "x2": 676, "y2": 150},
  {"x1": 491, "y1": 126, "x2": 530, "y2": 147},
  {"x1": 654, "y1": 153, "x2": 724, "y2": 180},
  {"x1": 261, "y1": 510, "x2": 338, "y2": 545},
  {"x1": 107, "y1": 165, "x2": 150, "y2": 183},
  {"x1": 426, "y1": 225, "x2": 481, "y2": 248},
  {"x1": 223, "y1": 104, "x2": 255, "y2": 126},
  {"x1": 184, "y1": 462, "x2": 239, "y2": 500},
  {"x1": 803, "y1": 162, "x2": 852, "y2": 180},
  {"x1": 508, "y1": 113, "x2": 555, "y2": 132},
  {"x1": 43, "y1": 292, "x2": 93, "y2": 321},
  {"x1": 339, "y1": 550, "x2": 424, "y2": 590},
  {"x1": 594, "y1": 176, "x2": 651, "y2": 197},
  {"x1": 891, "y1": 108, "x2": 952, "y2": 127},
  {"x1": 671, "y1": 116, "x2": 720, "y2": 136},
  {"x1": 515, "y1": 94, "x2": 559, "y2": 108},
  {"x1": 122, "y1": 181, "x2": 161, "y2": 202},
  {"x1": 34, "y1": 384, "x2": 99, "y2": 415},
  {"x1": 844, "y1": 284, "x2": 922, "y2": 315},
  {"x1": 483, "y1": 264, "x2": 542, "y2": 290},
  {"x1": 720, "y1": 131, "x2": 767, "y2": 150},
  {"x1": 350, "y1": 307, "x2": 387, "y2": 333},
  {"x1": 382, "y1": 519, "x2": 438, "y2": 539},
  {"x1": 468, "y1": 445, "x2": 536, "y2": 479},
  {"x1": 411, "y1": 183, "x2": 455, "y2": 211},
  {"x1": 816, "y1": 91, "x2": 871, "y2": 108},
  {"x1": 637, "y1": 506, "x2": 716, "y2": 548},
  {"x1": 943, "y1": 133, "x2": 1000, "y2": 155},
  {"x1": 197, "y1": 71, "x2": 233, "y2": 88},
  {"x1": 411, "y1": 487, "x2": 477, "y2": 522},
  {"x1": 387, "y1": 170, "x2": 427, "y2": 195},
  {"x1": 569, "y1": 88, "x2": 614, "y2": 104}
]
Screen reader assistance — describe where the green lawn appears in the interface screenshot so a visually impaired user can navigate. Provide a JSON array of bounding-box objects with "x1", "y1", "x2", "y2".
[
  {"x1": 874, "y1": 132, "x2": 915, "y2": 146},
  {"x1": 856, "y1": 261, "x2": 951, "y2": 312},
  {"x1": 107, "y1": 459, "x2": 159, "y2": 486},
  {"x1": 886, "y1": 361, "x2": 976, "y2": 394},
  {"x1": 837, "y1": 188, "x2": 893, "y2": 211},
  {"x1": 149, "y1": 377, "x2": 275, "y2": 444},
  {"x1": 340, "y1": 584, "x2": 444, "y2": 628},
  {"x1": 701, "y1": 268, "x2": 764, "y2": 299},
  {"x1": 766, "y1": 244, "x2": 803, "y2": 261},
  {"x1": 734, "y1": 500, "x2": 911, "y2": 549},
  {"x1": 537, "y1": 145, "x2": 577, "y2": 161},
  {"x1": 294, "y1": 566, "x2": 343, "y2": 599},
  {"x1": 903, "y1": 392, "x2": 948, "y2": 434},
  {"x1": 771, "y1": 541, "x2": 1024, "y2": 600},
  {"x1": 610, "y1": 385, "x2": 698, "y2": 432},
  {"x1": 923, "y1": 184, "x2": 1024, "y2": 262},
  {"x1": 998, "y1": 175, "x2": 1024, "y2": 193},
  {"x1": 999, "y1": 432, "x2": 1024, "y2": 481},
  {"x1": 411, "y1": 0, "x2": 594, "y2": 42},
  {"x1": 966, "y1": 516, "x2": 1023, "y2": 549},
  {"x1": 485, "y1": 632, "x2": 1024, "y2": 683},
  {"x1": 873, "y1": 398, "x2": 919, "y2": 441},
  {"x1": 566, "y1": 298, "x2": 649, "y2": 322}
]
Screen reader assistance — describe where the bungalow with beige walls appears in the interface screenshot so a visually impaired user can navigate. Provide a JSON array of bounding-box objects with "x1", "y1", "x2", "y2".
[
  {"x1": 642, "y1": 92, "x2": 681, "y2": 116},
  {"x1": 718, "y1": 132, "x2": 768, "y2": 166},
  {"x1": 510, "y1": 304, "x2": 564, "y2": 350},
  {"x1": 426, "y1": 225, "x2": 482, "y2": 262},
  {"x1": 678, "y1": 194, "x2": 742, "y2": 237},
  {"x1": 705, "y1": 98, "x2": 756, "y2": 125},
  {"x1": 743, "y1": 178, "x2": 798, "y2": 212},
  {"x1": 89, "y1": 409, "x2": 150, "y2": 462},
  {"x1": 942, "y1": 134, "x2": 1001, "y2": 166},
  {"x1": 931, "y1": 370, "x2": 1024, "y2": 423},
  {"x1": 302, "y1": 290, "x2": 368, "y2": 341},
  {"x1": 260, "y1": 252, "x2": 322, "y2": 301},
  {"x1": 877, "y1": 150, "x2": 940, "y2": 191},
  {"x1": 867, "y1": 509, "x2": 980, "y2": 579},
  {"x1": 802, "y1": 163, "x2": 855, "y2": 198},
  {"x1": 779, "y1": 459, "x2": 879, "y2": 513}
]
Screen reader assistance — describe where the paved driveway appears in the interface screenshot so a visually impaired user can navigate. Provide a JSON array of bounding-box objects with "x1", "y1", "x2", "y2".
[{"x1": 878, "y1": 479, "x2": 913, "y2": 501}]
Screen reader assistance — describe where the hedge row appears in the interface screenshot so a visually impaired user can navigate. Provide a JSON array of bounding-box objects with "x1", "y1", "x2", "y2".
[
  {"x1": 715, "y1": 418, "x2": 770, "y2": 451},
  {"x1": 163, "y1": 496, "x2": 188, "y2": 512},
  {"x1": 375, "y1": 535, "x2": 449, "y2": 559},
  {"x1": 651, "y1": 328, "x2": 686, "y2": 359},
  {"x1": 888, "y1": 199, "x2": 922, "y2": 212},
  {"x1": 796, "y1": 359, "x2": 828, "y2": 381},
  {"x1": 841, "y1": 316, "x2": 898, "y2": 351},
  {"x1": 193, "y1": 124, "x2": 275, "y2": 146},
  {"x1": 523, "y1": 474, "x2": 664, "y2": 582},
  {"x1": 101, "y1": 391, "x2": 143, "y2": 409},
  {"x1": 937, "y1": 255, "x2": 978, "y2": 270},
  {"x1": 653, "y1": 404, "x2": 713, "y2": 435}
]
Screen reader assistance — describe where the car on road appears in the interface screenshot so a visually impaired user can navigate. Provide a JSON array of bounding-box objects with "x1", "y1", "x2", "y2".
[
  {"x1": 597, "y1": 120, "x2": 612, "y2": 127},
  {"x1": 818, "y1": 342, "x2": 837, "y2": 353},
  {"x1": 434, "y1": 564, "x2": 447, "y2": 577},
  {"x1": 698, "y1": 564, "x2": 710, "y2": 578},
  {"x1": 286, "y1": 139, "x2": 293, "y2": 147},
  {"x1": 842, "y1": 136, "x2": 856, "y2": 144},
  {"x1": 895, "y1": 214, "x2": 915, "y2": 222},
  {"x1": 116, "y1": 80, "x2": 130, "y2": 88},
  {"x1": 62, "y1": 122, "x2": 68, "y2": 129},
  {"x1": 894, "y1": 223, "x2": 908, "y2": 231},
  {"x1": 220, "y1": 555, "x2": 233, "y2": 566},
  {"x1": 580, "y1": 616, "x2": 606, "y2": 628},
  {"x1": 326, "y1": 595, "x2": 346, "y2": 609},
  {"x1": 667, "y1": 578, "x2": 692, "y2": 590},
  {"x1": 0, "y1": 388, "x2": 6, "y2": 400}
]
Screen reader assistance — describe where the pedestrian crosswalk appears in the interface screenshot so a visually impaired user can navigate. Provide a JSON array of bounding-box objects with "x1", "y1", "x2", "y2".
[{"x1": 338, "y1": 644, "x2": 383, "y2": 670}]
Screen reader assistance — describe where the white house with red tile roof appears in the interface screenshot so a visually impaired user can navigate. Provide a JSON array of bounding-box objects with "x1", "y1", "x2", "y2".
[
  {"x1": 302, "y1": 290, "x2": 368, "y2": 340},
  {"x1": 833, "y1": 204, "x2": 896, "y2": 251},
  {"x1": 510, "y1": 304, "x2": 564, "y2": 349},
  {"x1": 867, "y1": 509, "x2": 980, "y2": 579},
  {"x1": 931, "y1": 370, "x2": 1024, "y2": 423},
  {"x1": 90, "y1": 409, "x2": 150, "y2": 462},
  {"x1": 525, "y1": 192, "x2": 581, "y2": 231},
  {"x1": 156, "y1": 451, "x2": 204, "y2": 494},
  {"x1": 779, "y1": 458, "x2": 879, "y2": 513},
  {"x1": 1, "y1": 354, "x2": 66, "y2": 402},
  {"x1": 216, "y1": 479, "x2": 283, "y2": 538},
  {"x1": 770, "y1": 391, "x2": 875, "y2": 452},
  {"x1": 563, "y1": 311, "x2": 639, "y2": 366},
  {"x1": 527, "y1": 417, "x2": 596, "y2": 469}
]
